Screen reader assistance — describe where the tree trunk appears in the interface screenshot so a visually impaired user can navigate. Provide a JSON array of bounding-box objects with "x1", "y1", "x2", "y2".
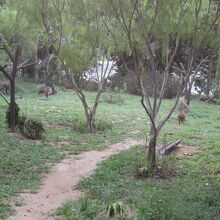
[
  {"x1": 186, "y1": 84, "x2": 192, "y2": 105},
  {"x1": 34, "y1": 35, "x2": 40, "y2": 82},
  {"x1": 34, "y1": 60, "x2": 39, "y2": 83},
  {"x1": 215, "y1": 48, "x2": 220, "y2": 98},
  {"x1": 206, "y1": 67, "x2": 212, "y2": 101},
  {"x1": 87, "y1": 113, "x2": 94, "y2": 132},
  {"x1": 147, "y1": 130, "x2": 157, "y2": 175},
  {"x1": 9, "y1": 79, "x2": 16, "y2": 132}
]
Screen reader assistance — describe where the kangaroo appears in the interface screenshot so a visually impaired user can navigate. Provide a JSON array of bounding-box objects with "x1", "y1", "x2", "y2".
[
  {"x1": 44, "y1": 86, "x2": 52, "y2": 99},
  {"x1": 0, "y1": 80, "x2": 10, "y2": 94},
  {"x1": 178, "y1": 111, "x2": 185, "y2": 124}
]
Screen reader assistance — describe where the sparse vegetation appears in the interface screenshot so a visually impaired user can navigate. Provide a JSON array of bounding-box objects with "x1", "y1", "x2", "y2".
[
  {"x1": 18, "y1": 116, "x2": 45, "y2": 139},
  {"x1": 0, "y1": 0, "x2": 220, "y2": 219},
  {"x1": 70, "y1": 115, "x2": 113, "y2": 133},
  {"x1": 102, "y1": 93, "x2": 125, "y2": 105},
  {"x1": 0, "y1": 81, "x2": 219, "y2": 219}
]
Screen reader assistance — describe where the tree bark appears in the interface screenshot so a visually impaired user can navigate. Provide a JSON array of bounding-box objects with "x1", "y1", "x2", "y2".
[
  {"x1": 206, "y1": 66, "x2": 212, "y2": 101},
  {"x1": 9, "y1": 78, "x2": 16, "y2": 132},
  {"x1": 147, "y1": 128, "x2": 157, "y2": 175},
  {"x1": 87, "y1": 113, "x2": 94, "y2": 132},
  {"x1": 186, "y1": 84, "x2": 192, "y2": 105},
  {"x1": 215, "y1": 48, "x2": 220, "y2": 98}
]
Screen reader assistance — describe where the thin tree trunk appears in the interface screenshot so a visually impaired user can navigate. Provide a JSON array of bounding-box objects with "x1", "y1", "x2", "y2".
[
  {"x1": 206, "y1": 67, "x2": 212, "y2": 101},
  {"x1": 148, "y1": 135, "x2": 157, "y2": 175},
  {"x1": 9, "y1": 78, "x2": 16, "y2": 132},
  {"x1": 34, "y1": 35, "x2": 40, "y2": 82},
  {"x1": 186, "y1": 85, "x2": 192, "y2": 105},
  {"x1": 147, "y1": 128, "x2": 157, "y2": 175},
  {"x1": 215, "y1": 48, "x2": 220, "y2": 98},
  {"x1": 87, "y1": 113, "x2": 94, "y2": 132}
]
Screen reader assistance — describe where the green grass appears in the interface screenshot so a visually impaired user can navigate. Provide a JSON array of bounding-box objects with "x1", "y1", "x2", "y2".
[
  {"x1": 1, "y1": 81, "x2": 220, "y2": 219},
  {"x1": 54, "y1": 96, "x2": 220, "y2": 219},
  {"x1": 0, "y1": 81, "x2": 145, "y2": 219},
  {"x1": 62, "y1": 148, "x2": 220, "y2": 220}
]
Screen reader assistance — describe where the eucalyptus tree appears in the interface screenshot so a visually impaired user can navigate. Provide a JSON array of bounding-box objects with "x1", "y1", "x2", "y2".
[
  {"x1": 57, "y1": 0, "x2": 116, "y2": 131},
  {"x1": 172, "y1": 0, "x2": 220, "y2": 104},
  {"x1": 216, "y1": 49, "x2": 220, "y2": 97},
  {"x1": 0, "y1": 3, "x2": 36, "y2": 132},
  {"x1": 102, "y1": 0, "x2": 220, "y2": 175},
  {"x1": 18, "y1": 0, "x2": 116, "y2": 132}
]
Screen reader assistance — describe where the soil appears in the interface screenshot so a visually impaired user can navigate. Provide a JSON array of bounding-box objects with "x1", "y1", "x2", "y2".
[
  {"x1": 174, "y1": 144, "x2": 201, "y2": 156},
  {"x1": 8, "y1": 138, "x2": 144, "y2": 220}
]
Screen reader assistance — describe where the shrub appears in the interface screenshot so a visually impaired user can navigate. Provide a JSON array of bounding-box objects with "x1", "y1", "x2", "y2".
[
  {"x1": 70, "y1": 116, "x2": 112, "y2": 133},
  {"x1": 106, "y1": 202, "x2": 125, "y2": 218},
  {"x1": 95, "y1": 118, "x2": 113, "y2": 131},
  {"x1": 70, "y1": 117, "x2": 88, "y2": 133},
  {"x1": 18, "y1": 116, "x2": 45, "y2": 139},
  {"x1": 103, "y1": 93, "x2": 125, "y2": 105}
]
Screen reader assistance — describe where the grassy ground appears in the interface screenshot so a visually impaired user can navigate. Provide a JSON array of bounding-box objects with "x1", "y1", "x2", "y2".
[
  {"x1": 0, "y1": 81, "x2": 146, "y2": 219},
  {"x1": 55, "y1": 93, "x2": 220, "y2": 219},
  {"x1": 1, "y1": 81, "x2": 220, "y2": 219}
]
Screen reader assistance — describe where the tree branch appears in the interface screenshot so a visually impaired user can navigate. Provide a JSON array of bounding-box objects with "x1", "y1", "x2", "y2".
[
  {"x1": 0, "y1": 91, "x2": 9, "y2": 105},
  {"x1": 0, "y1": 64, "x2": 11, "y2": 80}
]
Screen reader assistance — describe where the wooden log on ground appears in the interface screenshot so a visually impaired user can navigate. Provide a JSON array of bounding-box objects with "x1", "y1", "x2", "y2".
[{"x1": 158, "y1": 140, "x2": 181, "y2": 155}]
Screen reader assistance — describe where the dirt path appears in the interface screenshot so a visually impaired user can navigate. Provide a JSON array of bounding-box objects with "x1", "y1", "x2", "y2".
[{"x1": 8, "y1": 138, "x2": 144, "y2": 220}]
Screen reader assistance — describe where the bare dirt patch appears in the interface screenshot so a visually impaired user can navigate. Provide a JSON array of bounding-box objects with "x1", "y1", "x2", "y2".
[
  {"x1": 174, "y1": 144, "x2": 201, "y2": 157},
  {"x1": 8, "y1": 138, "x2": 144, "y2": 220}
]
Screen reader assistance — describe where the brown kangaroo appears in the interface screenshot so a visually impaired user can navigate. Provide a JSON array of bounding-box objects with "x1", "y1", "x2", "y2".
[
  {"x1": 178, "y1": 111, "x2": 185, "y2": 124},
  {"x1": 0, "y1": 80, "x2": 10, "y2": 94},
  {"x1": 44, "y1": 86, "x2": 52, "y2": 99}
]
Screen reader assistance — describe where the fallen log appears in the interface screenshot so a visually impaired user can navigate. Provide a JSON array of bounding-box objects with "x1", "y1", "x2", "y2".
[{"x1": 158, "y1": 140, "x2": 181, "y2": 155}]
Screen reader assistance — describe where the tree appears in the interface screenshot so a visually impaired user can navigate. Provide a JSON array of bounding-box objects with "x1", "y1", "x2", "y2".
[
  {"x1": 100, "y1": 0, "x2": 220, "y2": 175},
  {"x1": 214, "y1": 48, "x2": 220, "y2": 98},
  {"x1": 0, "y1": 3, "x2": 37, "y2": 132},
  {"x1": 0, "y1": 37, "x2": 35, "y2": 132},
  {"x1": 18, "y1": 0, "x2": 116, "y2": 132},
  {"x1": 172, "y1": 0, "x2": 220, "y2": 104},
  {"x1": 57, "y1": 0, "x2": 116, "y2": 132}
]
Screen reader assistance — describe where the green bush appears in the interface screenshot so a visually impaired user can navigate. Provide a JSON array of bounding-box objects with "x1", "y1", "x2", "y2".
[
  {"x1": 70, "y1": 116, "x2": 113, "y2": 133},
  {"x1": 18, "y1": 116, "x2": 45, "y2": 139},
  {"x1": 103, "y1": 93, "x2": 125, "y2": 105},
  {"x1": 56, "y1": 197, "x2": 99, "y2": 220}
]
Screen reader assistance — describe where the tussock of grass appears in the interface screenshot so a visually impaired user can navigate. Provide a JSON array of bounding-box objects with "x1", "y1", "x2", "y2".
[
  {"x1": 102, "y1": 93, "x2": 125, "y2": 105},
  {"x1": 70, "y1": 116, "x2": 112, "y2": 133}
]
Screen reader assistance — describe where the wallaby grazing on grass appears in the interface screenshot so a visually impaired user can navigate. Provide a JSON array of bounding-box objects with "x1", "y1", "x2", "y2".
[
  {"x1": 44, "y1": 86, "x2": 52, "y2": 99},
  {"x1": 178, "y1": 111, "x2": 186, "y2": 124},
  {"x1": 0, "y1": 80, "x2": 10, "y2": 93},
  {"x1": 37, "y1": 84, "x2": 46, "y2": 94}
]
